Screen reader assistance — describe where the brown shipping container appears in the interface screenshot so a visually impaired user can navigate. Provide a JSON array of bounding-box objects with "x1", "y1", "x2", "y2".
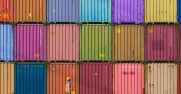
[
  {"x1": 0, "y1": 62, "x2": 14, "y2": 94},
  {"x1": 113, "y1": 25, "x2": 144, "y2": 61},
  {"x1": 80, "y1": 63, "x2": 113, "y2": 94},
  {"x1": 48, "y1": 63, "x2": 79, "y2": 94},
  {"x1": 14, "y1": 0, "x2": 46, "y2": 22},
  {"x1": 145, "y1": 63, "x2": 177, "y2": 94},
  {"x1": 47, "y1": 24, "x2": 80, "y2": 61}
]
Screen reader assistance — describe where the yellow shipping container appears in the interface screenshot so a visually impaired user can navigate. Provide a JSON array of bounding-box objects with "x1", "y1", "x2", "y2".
[
  {"x1": 113, "y1": 25, "x2": 144, "y2": 61},
  {"x1": 0, "y1": 62, "x2": 14, "y2": 94},
  {"x1": 145, "y1": 0, "x2": 177, "y2": 23}
]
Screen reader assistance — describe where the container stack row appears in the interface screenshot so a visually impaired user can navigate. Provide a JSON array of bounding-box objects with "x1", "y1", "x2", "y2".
[{"x1": 0, "y1": 0, "x2": 180, "y2": 23}]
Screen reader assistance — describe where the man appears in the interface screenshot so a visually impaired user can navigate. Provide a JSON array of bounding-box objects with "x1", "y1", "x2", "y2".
[{"x1": 65, "y1": 77, "x2": 72, "y2": 94}]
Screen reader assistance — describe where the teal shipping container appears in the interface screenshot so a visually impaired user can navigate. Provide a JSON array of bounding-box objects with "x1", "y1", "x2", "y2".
[
  {"x1": 15, "y1": 63, "x2": 46, "y2": 94},
  {"x1": 80, "y1": 0, "x2": 111, "y2": 22},
  {"x1": 0, "y1": 24, "x2": 14, "y2": 61}
]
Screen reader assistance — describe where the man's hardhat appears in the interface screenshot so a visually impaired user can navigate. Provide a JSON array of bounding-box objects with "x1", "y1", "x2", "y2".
[{"x1": 67, "y1": 77, "x2": 71, "y2": 81}]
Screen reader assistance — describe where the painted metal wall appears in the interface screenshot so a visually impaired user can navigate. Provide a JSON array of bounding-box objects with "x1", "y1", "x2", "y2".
[
  {"x1": 47, "y1": 24, "x2": 80, "y2": 61},
  {"x1": 145, "y1": 63, "x2": 177, "y2": 94},
  {"x1": 145, "y1": 25, "x2": 177, "y2": 61},
  {"x1": 80, "y1": 0, "x2": 111, "y2": 22},
  {"x1": 112, "y1": 0, "x2": 144, "y2": 23},
  {"x1": 15, "y1": 24, "x2": 46, "y2": 61},
  {"x1": 114, "y1": 63, "x2": 144, "y2": 94},
  {"x1": 113, "y1": 25, "x2": 144, "y2": 61},
  {"x1": 47, "y1": 0, "x2": 79, "y2": 22},
  {"x1": 15, "y1": 63, "x2": 46, "y2": 94},
  {"x1": 80, "y1": 63, "x2": 113, "y2": 94},
  {"x1": 0, "y1": 0, "x2": 13, "y2": 22},
  {"x1": 145, "y1": 0, "x2": 177, "y2": 23},
  {"x1": 0, "y1": 62, "x2": 14, "y2": 94},
  {"x1": 81, "y1": 24, "x2": 112, "y2": 61},
  {"x1": 48, "y1": 63, "x2": 79, "y2": 94},
  {"x1": 14, "y1": 0, "x2": 46, "y2": 22},
  {"x1": 0, "y1": 24, "x2": 14, "y2": 61}
]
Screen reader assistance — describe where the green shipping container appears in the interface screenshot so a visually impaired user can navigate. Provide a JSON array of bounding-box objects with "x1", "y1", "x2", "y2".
[{"x1": 81, "y1": 24, "x2": 112, "y2": 61}]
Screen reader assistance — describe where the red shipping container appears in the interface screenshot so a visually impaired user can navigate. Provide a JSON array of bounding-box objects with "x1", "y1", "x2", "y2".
[
  {"x1": 178, "y1": 64, "x2": 181, "y2": 94},
  {"x1": 114, "y1": 63, "x2": 144, "y2": 94},
  {"x1": 47, "y1": 24, "x2": 80, "y2": 61},
  {"x1": 177, "y1": 26, "x2": 181, "y2": 61},
  {"x1": 0, "y1": 0, "x2": 13, "y2": 22},
  {"x1": 80, "y1": 63, "x2": 113, "y2": 94},
  {"x1": 15, "y1": 24, "x2": 46, "y2": 61},
  {"x1": 146, "y1": 25, "x2": 177, "y2": 61}
]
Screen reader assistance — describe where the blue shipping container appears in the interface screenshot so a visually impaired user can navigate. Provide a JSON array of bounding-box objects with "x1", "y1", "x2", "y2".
[
  {"x1": 0, "y1": 24, "x2": 14, "y2": 61},
  {"x1": 178, "y1": 0, "x2": 181, "y2": 23},
  {"x1": 47, "y1": 0, "x2": 79, "y2": 22},
  {"x1": 15, "y1": 63, "x2": 46, "y2": 94},
  {"x1": 80, "y1": 0, "x2": 111, "y2": 22}
]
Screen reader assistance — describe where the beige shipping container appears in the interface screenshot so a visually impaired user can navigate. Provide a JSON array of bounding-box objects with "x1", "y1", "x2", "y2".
[
  {"x1": 14, "y1": 0, "x2": 46, "y2": 22},
  {"x1": 0, "y1": 62, "x2": 14, "y2": 94},
  {"x1": 113, "y1": 25, "x2": 144, "y2": 61},
  {"x1": 145, "y1": 63, "x2": 177, "y2": 94},
  {"x1": 145, "y1": 0, "x2": 177, "y2": 23}
]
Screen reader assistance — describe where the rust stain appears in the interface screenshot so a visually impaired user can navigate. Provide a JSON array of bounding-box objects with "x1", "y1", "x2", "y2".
[{"x1": 34, "y1": 53, "x2": 40, "y2": 59}]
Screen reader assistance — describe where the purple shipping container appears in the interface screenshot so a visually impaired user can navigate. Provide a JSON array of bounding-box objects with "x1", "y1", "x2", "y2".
[
  {"x1": 146, "y1": 25, "x2": 177, "y2": 61},
  {"x1": 15, "y1": 24, "x2": 46, "y2": 61},
  {"x1": 112, "y1": 0, "x2": 144, "y2": 23}
]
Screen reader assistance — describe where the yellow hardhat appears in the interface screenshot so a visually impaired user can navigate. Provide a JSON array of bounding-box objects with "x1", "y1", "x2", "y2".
[{"x1": 67, "y1": 77, "x2": 71, "y2": 81}]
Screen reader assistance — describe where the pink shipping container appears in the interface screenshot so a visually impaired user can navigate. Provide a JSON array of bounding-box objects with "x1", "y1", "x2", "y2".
[
  {"x1": 146, "y1": 25, "x2": 177, "y2": 61},
  {"x1": 80, "y1": 63, "x2": 113, "y2": 94},
  {"x1": 114, "y1": 63, "x2": 144, "y2": 94},
  {"x1": 15, "y1": 24, "x2": 46, "y2": 61},
  {"x1": 47, "y1": 24, "x2": 80, "y2": 61}
]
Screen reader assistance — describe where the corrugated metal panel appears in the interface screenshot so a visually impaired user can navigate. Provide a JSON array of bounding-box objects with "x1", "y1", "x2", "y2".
[
  {"x1": 145, "y1": 25, "x2": 177, "y2": 61},
  {"x1": 14, "y1": 0, "x2": 46, "y2": 22},
  {"x1": 0, "y1": 24, "x2": 14, "y2": 61},
  {"x1": 114, "y1": 63, "x2": 144, "y2": 94},
  {"x1": 0, "y1": 62, "x2": 14, "y2": 94},
  {"x1": 47, "y1": 0, "x2": 79, "y2": 22},
  {"x1": 0, "y1": 0, "x2": 13, "y2": 22},
  {"x1": 80, "y1": 0, "x2": 111, "y2": 22},
  {"x1": 178, "y1": 64, "x2": 181, "y2": 94},
  {"x1": 15, "y1": 63, "x2": 46, "y2": 94},
  {"x1": 177, "y1": 26, "x2": 181, "y2": 61},
  {"x1": 145, "y1": 63, "x2": 177, "y2": 94},
  {"x1": 112, "y1": 0, "x2": 144, "y2": 23},
  {"x1": 80, "y1": 63, "x2": 113, "y2": 94},
  {"x1": 145, "y1": 0, "x2": 177, "y2": 23},
  {"x1": 48, "y1": 63, "x2": 79, "y2": 94},
  {"x1": 178, "y1": 0, "x2": 181, "y2": 23},
  {"x1": 15, "y1": 24, "x2": 46, "y2": 61},
  {"x1": 113, "y1": 25, "x2": 144, "y2": 61},
  {"x1": 80, "y1": 24, "x2": 112, "y2": 61},
  {"x1": 47, "y1": 24, "x2": 80, "y2": 61}
]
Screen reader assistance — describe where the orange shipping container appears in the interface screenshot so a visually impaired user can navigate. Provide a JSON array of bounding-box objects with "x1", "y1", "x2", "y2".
[
  {"x1": 0, "y1": 62, "x2": 14, "y2": 94},
  {"x1": 48, "y1": 63, "x2": 79, "y2": 94},
  {"x1": 0, "y1": 0, "x2": 13, "y2": 22},
  {"x1": 14, "y1": 0, "x2": 46, "y2": 22},
  {"x1": 113, "y1": 25, "x2": 144, "y2": 61}
]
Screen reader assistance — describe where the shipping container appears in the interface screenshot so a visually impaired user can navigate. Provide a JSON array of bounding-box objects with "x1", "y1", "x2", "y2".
[
  {"x1": 178, "y1": 64, "x2": 181, "y2": 94},
  {"x1": 177, "y1": 26, "x2": 181, "y2": 61},
  {"x1": 81, "y1": 24, "x2": 112, "y2": 61},
  {"x1": 80, "y1": 63, "x2": 113, "y2": 94},
  {"x1": 0, "y1": 0, "x2": 13, "y2": 22},
  {"x1": 15, "y1": 24, "x2": 46, "y2": 61},
  {"x1": 47, "y1": 24, "x2": 80, "y2": 61},
  {"x1": 145, "y1": 0, "x2": 177, "y2": 23},
  {"x1": 145, "y1": 25, "x2": 177, "y2": 61},
  {"x1": 47, "y1": 0, "x2": 79, "y2": 22},
  {"x1": 0, "y1": 24, "x2": 14, "y2": 61},
  {"x1": 48, "y1": 63, "x2": 79, "y2": 94},
  {"x1": 80, "y1": 0, "x2": 111, "y2": 22},
  {"x1": 14, "y1": 0, "x2": 46, "y2": 22},
  {"x1": 145, "y1": 63, "x2": 177, "y2": 94},
  {"x1": 114, "y1": 63, "x2": 144, "y2": 94},
  {"x1": 15, "y1": 63, "x2": 46, "y2": 94},
  {"x1": 112, "y1": 0, "x2": 144, "y2": 23},
  {"x1": 178, "y1": 0, "x2": 181, "y2": 23},
  {"x1": 0, "y1": 62, "x2": 14, "y2": 94},
  {"x1": 113, "y1": 25, "x2": 144, "y2": 61}
]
